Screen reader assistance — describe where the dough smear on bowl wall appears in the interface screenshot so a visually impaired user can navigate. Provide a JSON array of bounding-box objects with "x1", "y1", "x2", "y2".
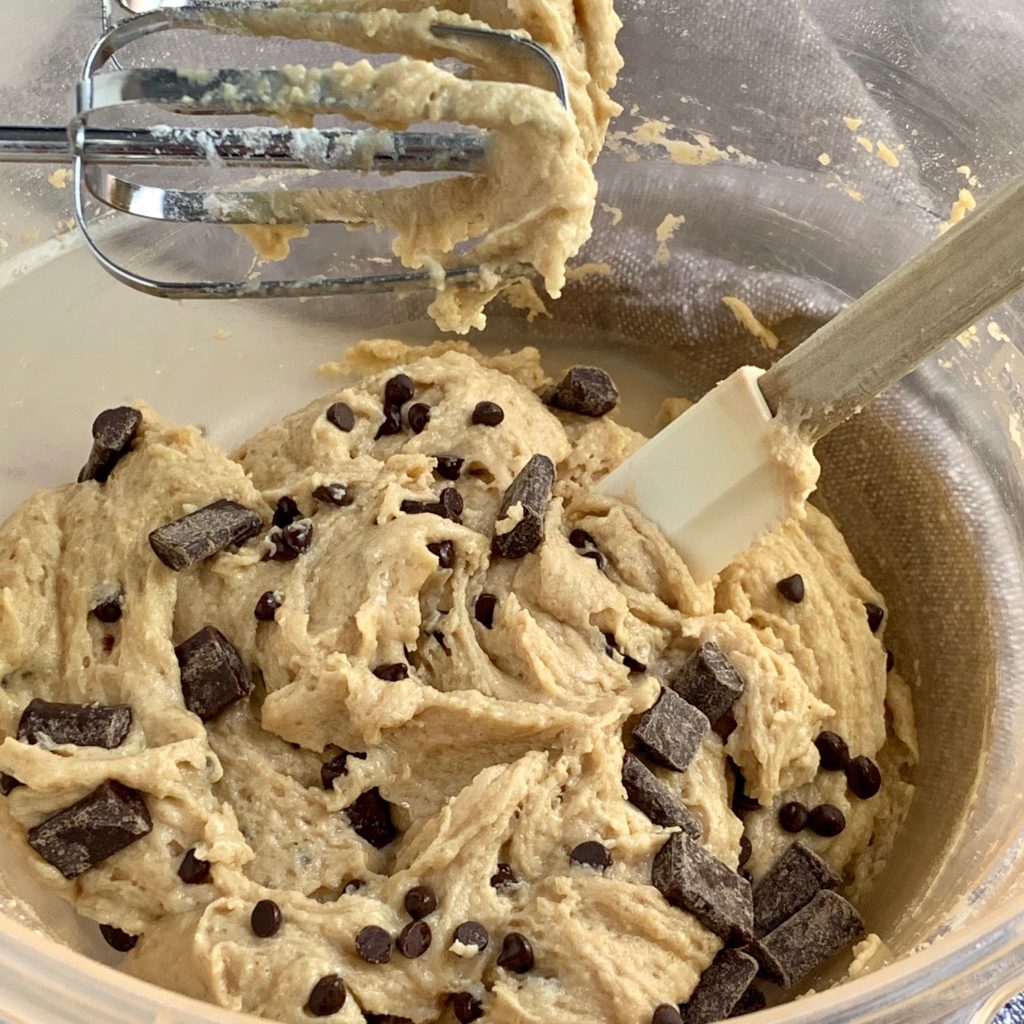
[{"x1": 0, "y1": 338, "x2": 915, "y2": 1023}]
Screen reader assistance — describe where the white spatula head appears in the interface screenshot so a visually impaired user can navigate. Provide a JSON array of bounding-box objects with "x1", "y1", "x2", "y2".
[{"x1": 598, "y1": 368, "x2": 815, "y2": 582}]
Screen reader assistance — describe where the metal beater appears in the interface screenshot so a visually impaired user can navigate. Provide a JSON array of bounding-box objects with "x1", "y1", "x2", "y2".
[{"x1": 0, "y1": 0, "x2": 568, "y2": 299}]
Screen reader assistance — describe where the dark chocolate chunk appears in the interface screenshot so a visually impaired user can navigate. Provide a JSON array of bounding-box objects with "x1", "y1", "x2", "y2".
[
  {"x1": 313, "y1": 483, "x2": 352, "y2": 507},
  {"x1": 497, "y1": 932, "x2": 534, "y2": 973},
  {"x1": 321, "y1": 750, "x2": 367, "y2": 790},
  {"x1": 175, "y1": 626, "x2": 251, "y2": 722},
  {"x1": 738, "y1": 834, "x2": 752, "y2": 868},
  {"x1": 492, "y1": 455, "x2": 555, "y2": 560},
  {"x1": 434, "y1": 456, "x2": 464, "y2": 481},
  {"x1": 273, "y1": 496, "x2": 302, "y2": 528},
  {"x1": 778, "y1": 801, "x2": 808, "y2": 833},
  {"x1": 268, "y1": 519, "x2": 313, "y2": 561},
  {"x1": 397, "y1": 919, "x2": 432, "y2": 958},
  {"x1": 451, "y1": 992, "x2": 484, "y2": 1023},
  {"x1": 753, "y1": 841, "x2": 840, "y2": 938},
  {"x1": 326, "y1": 402, "x2": 356, "y2": 432},
  {"x1": 373, "y1": 663, "x2": 409, "y2": 682},
  {"x1": 632, "y1": 687, "x2": 709, "y2": 773},
  {"x1": 864, "y1": 602, "x2": 885, "y2": 633},
  {"x1": 669, "y1": 641, "x2": 746, "y2": 726},
  {"x1": 622, "y1": 753, "x2": 702, "y2": 838},
  {"x1": 752, "y1": 889, "x2": 865, "y2": 988},
  {"x1": 570, "y1": 840, "x2": 612, "y2": 870},
  {"x1": 345, "y1": 789, "x2": 396, "y2": 848},
  {"x1": 545, "y1": 366, "x2": 619, "y2": 417},
  {"x1": 407, "y1": 403, "x2": 431, "y2": 434},
  {"x1": 453, "y1": 921, "x2": 489, "y2": 952},
  {"x1": 375, "y1": 406, "x2": 404, "y2": 439},
  {"x1": 149, "y1": 500, "x2": 262, "y2": 572},
  {"x1": 427, "y1": 540, "x2": 455, "y2": 569},
  {"x1": 678, "y1": 949, "x2": 759, "y2": 1024},
  {"x1": 776, "y1": 574, "x2": 805, "y2": 603},
  {"x1": 729, "y1": 761, "x2": 760, "y2": 814},
  {"x1": 652, "y1": 1006, "x2": 683, "y2": 1024},
  {"x1": 815, "y1": 731, "x2": 850, "y2": 771},
  {"x1": 846, "y1": 756, "x2": 882, "y2": 799},
  {"x1": 471, "y1": 401, "x2": 505, "y2": 426},
  {"x1": 808, "y1": 804, "x2": 846, "y2": 837},
  {"x1": 569, "y1": 528, "x2": 596, "y2": 548},
  {"x1": 92, "y1": 591, "x2": 124, "y2": 624},
  {"x1": 0, "y1": 773, "x2": 23, "y2": 796},
  {"x1": 178, "y1": 848, "x2": 211, "y2": 884},
  {"x1": 356, "y1": 924, "x2": 393, "y2": 964},
  {"x1": 729, "y1": 986, "x2": 766, "y2": 1017},
  {"x1": 251, "y1": 899, "x2": 283, "y2": 938},
  {"x1": 385, "y1": 374, "x2": 415, "y2": 407},
  {"x1": 404, "y1": 884, "x2": 438, "y2": 920},
  {"x1": 306, "y1": 974, "x2": 346, "y2": 1016},
  {"x1": 78, "y1": 406, "x2": 143, "y2": 484},
  {"x1": 99, "y1": 923, "x2": 139, "y2": 953},
  {"x1": 491, "y1": 862, "x2": 517, "y2": 890},
  {"x1": 651, "y1": 831, "x2": 754, "y2": 943},
  {"x1": 27, "y1": 781, "x2": 152, "y2": 879},
  {"x1": 474, "y1": 593, "x2": 498, "y2": 629},
  {"x1": 255, "y1": 590, "x2": 283, "y2": 622},
  {"x1": 17, "y1": 699, "x2": 132, "y2": 749},
  {"x1": 440, "y1": 488, "x2": 464, "y2": 518},
  {"x1": 886, "y1": 648, "x2": 895, "y2": 672}
]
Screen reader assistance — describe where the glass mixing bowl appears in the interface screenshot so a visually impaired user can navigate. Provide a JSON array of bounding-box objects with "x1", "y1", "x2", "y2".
[{"x1": 2, "y1": 0, "x2": 1024, "y2": 1021}]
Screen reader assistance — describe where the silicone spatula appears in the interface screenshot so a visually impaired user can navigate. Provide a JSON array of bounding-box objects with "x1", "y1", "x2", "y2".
[{"x1": 599, "y1": 172, "x2": 1024, "y2": 582}]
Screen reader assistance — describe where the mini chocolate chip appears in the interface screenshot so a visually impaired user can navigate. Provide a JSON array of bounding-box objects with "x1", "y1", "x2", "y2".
[
  {"x1": 365, "y1": 1016, "x2": 414, "y2": 1024},
  {"x1": 490, "y1": 862, "x2": 517, "y2": 890},
  {"x1": 580, "y1": 548, "x2": 608, "y2": 572},
  {"x1": 432, "y1": 631, "x2": 452, "y2": 656},
  {"x1": 356, "y1": 924, "x2": 393, "y2": 964},
  {"x1": 313, "y1": 483, "x2": 352, "y2": 507},
  {"x1": 326, "y1": 402, "x2": 355, "y2": 432},
  {"x1": 400, "y1": 490, "x2": 463, "y2": 523},
  {"x1": 497, "y1": 932, "x2": 534, "y2": 973},
  {"x1": 545, "y1": 366, "x2": 619, "y2": 417},
  {"x1": 453, "y1": 921, "x2": 489, "y2": 952},
  {"x1": 255, "y1": 590, "x2": 283, "y2": 622},
  {"x1": 471, "y1": 401, "x2": 505, "y2": 426},
  {"x1": 730, "y1": 761, "x2": 760, "y2": 814},
  {"x1": 651, "y1": 1005, "x2": 683, "y2": 1024},
  {"x1": 623, "y1": 653, "x2": 647, "y2": 674},
  {"x1": 474, "y1": 593, "x2": 498, "y2": 629},
  {"x1": 569, "y1": 528, "x2": 597, "y2": 548},
  {"x1": 814, "y1": 731, "x2": 850, "y2": 771},
  {"x1": 570, "y1": 840, "x2": 612, "y2": 870},
  {"x1": 434, "y1": 455, "x2": 464, "y2": 480},
  {"x1": 373, "y1": 663, "x2": 409, "y2": 682},
  {"x1": 846, "y1": 756, "x2": 882, "y2": 799},
  {"x1": 251, "y1": 899, "x2": 282, "y2": 938},
  {"x1": 99, "y1": 923, "x2": 139, "y2": 952},
  {"x1": 178, "y1": 849, "x2": 211, "y2": 884},
  {"x1": 92, "y1": 592, "x2": 123, "y2": 624},
  {"x1": 404, "y1": 885, "x2": 438, "y2": 920},
  {"x1": 345, "y1": 789, "x2": 397, "y2": 848},
  {"x1": 342, "y1": 879, "x2": 365, "y2": 895},
  {"x1": 808, "y1": 804, "x2": 846, "y2": 837},
  {"x1": 375, "y1": 406, "x2": 404, "y2": 439},
  {"x1": 385, "y1": 374, "x2": 415, "y2": 407},
  {"x1": 273, "y1": 496, "x2": 302, "y2": 528},
  {"x1": 427, "y1": 540, "x2": 455, "y2": 569},
  {"x1": 451, "y1": 992, "x2": 484, "y2": 1023},
  {"x1": 407, "y1": 403, "x2": 431, "y2": 434},
  {"x1": 321, "y1": 750, "x2": 367, "y2": 790},
  {"x1": 0, "y1": 773, "x2": 23, "y2": 796},
  {"x1": 886, "y1": 649, "x2": 895, "y2": 672},
  {"x1": 778, "y1": 801, "x2": 809, "y2": 833},
  {"x1": 865, "y1": 602, "x2": 885, "y2": 633},
  {"x1": 776, "y1": 574, "x2": 805, "y2": 603},
  {"x1": 738, "y1": 834, "x2": 752, "y2": 868},
  {"x1": 269, "y1": 519, "x2": 314, "y2": 561},
  {"x1": 397, "y1": 919, "x2": 432, "y2": 959},
  {"x1": 440, "y1": 488, "x2": 464, "y2": 517},
  {"x1": 102, "y1": 634, "x2": 116, "y2": 654},
  {"x1": 306, "y1": 974, "x2": 346, "y2": 1016}
]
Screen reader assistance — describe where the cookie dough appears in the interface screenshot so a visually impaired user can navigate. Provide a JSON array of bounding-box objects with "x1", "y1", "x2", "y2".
[
  {"x1": 0, "y1": 340, "x2": 915, "y2": 1022},
  {"x1": 204, "y1": 0, "x2": 623, "y2": 333}
]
